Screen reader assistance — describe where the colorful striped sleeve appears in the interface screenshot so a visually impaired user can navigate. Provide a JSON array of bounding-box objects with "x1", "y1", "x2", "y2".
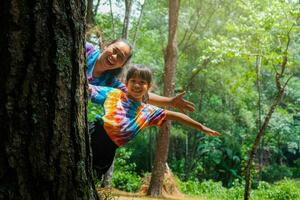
[
  {"x1": 89, "y1": 85, "x2": 115, "y2": 106},
  {"x1": 146, "y1": 105, "x2": 167, "y2": 127}
]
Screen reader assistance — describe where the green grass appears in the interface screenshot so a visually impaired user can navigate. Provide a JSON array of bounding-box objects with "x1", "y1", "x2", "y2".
[{"x1": 179, "y1": 179, "x2": 300, "y2": 200}]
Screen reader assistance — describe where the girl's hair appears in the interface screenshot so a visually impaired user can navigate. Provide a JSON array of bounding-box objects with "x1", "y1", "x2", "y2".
[
  {"x1": 126, "y1": 64, "x2": 152, "y2": 84},
  {"x1": 126, "y1": 64, "x2": 152, "y2": 103},
  {"x1": 104, "y1": 38, "x2": 133, "y2": 80}
]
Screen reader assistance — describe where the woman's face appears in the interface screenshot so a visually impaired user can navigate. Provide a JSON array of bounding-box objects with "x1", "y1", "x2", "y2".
[{"x1": 98, "y1": 41, "x2": 131, "y2": 71}]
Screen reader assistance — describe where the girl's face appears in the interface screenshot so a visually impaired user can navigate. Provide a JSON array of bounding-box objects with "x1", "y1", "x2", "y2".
[
  {"x1": 126, "y1": 75, "x2": 150, "y2": 102},
  {"x1": 98, "y1": 41, "x2": 131, "y2": 71}
]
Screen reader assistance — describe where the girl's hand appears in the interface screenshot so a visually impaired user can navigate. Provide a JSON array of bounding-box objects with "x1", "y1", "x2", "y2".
[
  {"x1": 204, "y1": 129, "x2": 221, "y2": 137},
  {"x1": 171, "y1": 91, "x2": 195, "y2": 113}
]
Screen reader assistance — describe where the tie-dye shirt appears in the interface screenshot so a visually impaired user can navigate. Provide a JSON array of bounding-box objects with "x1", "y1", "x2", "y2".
[
  {"x1": 90, "y1": 85, "x2": 167, "y2": 147},
  {"x1": 85, "y1": 42, "x2": 127, "y2": 93}
]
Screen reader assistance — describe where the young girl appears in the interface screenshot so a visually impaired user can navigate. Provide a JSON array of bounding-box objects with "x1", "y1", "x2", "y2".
[
  {"x1": 86, "y1": 40, "x2": 195, "y2": 112},
  {"x1": 88, "y1": 65, "x2": 221, "y2": 177}
]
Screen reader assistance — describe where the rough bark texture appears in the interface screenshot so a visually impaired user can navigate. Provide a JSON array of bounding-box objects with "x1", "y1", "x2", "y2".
[
  {"x1": 86, "y1": 0, "x2": 95, "y2": 25},
  {"x1": 122, "y1": 0, "x2": 133, "y2": 39},
  {"x1": 101, "y1": 157, "x2": 115, "y2": 188},
  {"x1": 147, "y1": 0, "x2": 180, "y2": 197},
  {"x1": 0, "y1": 0, "x2": 98, "y2": 199}
]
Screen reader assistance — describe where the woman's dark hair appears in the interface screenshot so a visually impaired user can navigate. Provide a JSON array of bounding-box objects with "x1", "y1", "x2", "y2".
[
  {"x1": 104, "y1": 38, "x2": 133, "y2": 80},
  {"x1": 126, "y1": 64, "x2": 152, "y2": 84}
]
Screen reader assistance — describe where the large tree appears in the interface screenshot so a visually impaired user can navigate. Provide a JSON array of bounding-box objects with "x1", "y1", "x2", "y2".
[
  {"x1": 0, "y1": 0, "x2": 98, "y2": 199},
  {"x1": 147, "y1": 0, "x2": 180, "y2": 197}
]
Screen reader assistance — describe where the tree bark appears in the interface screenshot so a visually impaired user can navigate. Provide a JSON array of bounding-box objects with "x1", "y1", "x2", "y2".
[
  {"x1": 147, "y1": 0, "x2": 180, "y2": 197},
  {"x1": 122, "y1": 0, "x2": 133, "y2": 39},
  {"x1": 244, "y1": 27, "x2": 293, "y2": 200},
  {"x1": 94, "y1": 0, "x2": 101, "y2": 19},
  {"x1": 101, "y1": 157, "x2": 115, "y2": 188},
  {"x1": 87, "y1": 0, "x2": 95, "y2": 25},
  {"x1": 109, "y1": 0, "x2": 116, "y2": 39},
  {"x1": 0, "y1": 0, "x2": 98, "y2": 199},
  {"x1": 132, "y1": 0, "x2": 146, "y2": 47}
]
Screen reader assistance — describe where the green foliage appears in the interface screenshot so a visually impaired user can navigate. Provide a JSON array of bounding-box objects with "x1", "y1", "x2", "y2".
[
  {"x1": 262, "y1": 164, "x2": 294, "y2": 183},
  {"x1": 87, "y1": 101, "x2": 103, "y2": 122},
  {"x1": 112, "y1": 148, "x2": 142, "y2": 192},
  {"x1": 91, "y1": 0, "x2": 300, "y2": 190},
  {"x1": 179, "y1": 179, "x2": 300, "y2": 200},
  {"x1": 292, "y1": 159, "x2": 300, "y2": 178},
  {"x1": 253, "y1": 179, "x2": 300, "y2": 200},
  {"x1": 112, "y1": 171, "x2": 141, "y2": 192},
  {"x1": 180, "y1": 180, "x2": 227, "y2": 196}
]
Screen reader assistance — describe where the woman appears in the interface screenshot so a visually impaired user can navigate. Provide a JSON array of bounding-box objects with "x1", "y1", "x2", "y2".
[{"x1": 86, "y1": 39, "x2": 195, "y2": 112}]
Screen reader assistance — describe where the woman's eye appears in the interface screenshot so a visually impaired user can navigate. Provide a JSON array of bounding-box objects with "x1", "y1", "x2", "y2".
[
  {"x1": 117, "y1": 54, "x2": 122, "y2": 60},
  {"x1": 112, "y1": 48, "x2": 117, "y2": 54}
]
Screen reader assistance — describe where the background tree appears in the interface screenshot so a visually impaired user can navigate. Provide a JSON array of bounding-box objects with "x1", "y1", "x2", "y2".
[
  {"x1": 148, "y1": 0, "x2": 180, "y2": 197},
  {"x1": 87, "y1": 0, "x2": 95, "y2": 25},
  {"x1": 132, "y1": 0, "x2": 146, "y2": 47},
  {"x1": 122, "y1": 0, "x2": 133, "y2": 39},
  {"x1": 0, "y1": 0, "x2": 97, "y2": 199},
  {"x1": 244, "y1": 19, "x2": 298, "y2": 200}
]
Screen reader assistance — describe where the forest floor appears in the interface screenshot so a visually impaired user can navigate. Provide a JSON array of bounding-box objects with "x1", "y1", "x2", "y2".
[
  {"x1": 97, "y1": 188, "x2": 204, "y2": 200},
  {"x1": 97, "y1": 168, "x2": 204, "y2": 200}
]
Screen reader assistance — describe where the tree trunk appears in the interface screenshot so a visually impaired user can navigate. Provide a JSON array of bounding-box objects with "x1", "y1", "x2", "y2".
[
  {"x1": 101, "y1": 157, "x2": 115, "y2": 188},
  {"x1": 94, "y1": 0, "x2": 101, "y2": 20},
  {"x1": 87, "y1": 0, "x2": 95, "y2": 25},
  {"x1": 147, "y1": 0, "x2": 180, "y2": 197},
  {"x1": 255, "y1": 55, "x2": 264, "y2": 179},
  {"x1": 244, "y1": 28, "x2": 293, "y2": 200},
  {"x1": 0, "y1": 1, "x2": 98, "y2": 199},
  {"x1": 132, "y1": 0, "x2": 146, "y2": 47},
  {"x1": 122, "y1": 0, "x2": 133, "y2": 39},
  {"x1": 109, "y1": 0, "x2": 116, "y2": 39}
]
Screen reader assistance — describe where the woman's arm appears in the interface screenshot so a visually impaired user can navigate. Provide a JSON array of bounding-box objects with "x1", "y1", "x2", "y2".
[
  {"x1": 165, "y1": 110, "x2": 221, "y2": 137},
  {"x1": 148, "y1": 91, "x2": 195, "y2": 113}
]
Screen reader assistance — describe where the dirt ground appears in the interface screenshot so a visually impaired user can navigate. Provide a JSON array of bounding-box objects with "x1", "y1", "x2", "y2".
[
  {"x1": 97, "y1": 165, "x2": 204, "y2": 200},
  {"x1": 97, "y1": 188, "x2": 203, "y2": 200},
  {"x1": 97, "y1": 173, "x2": 203, "y2": 200}
]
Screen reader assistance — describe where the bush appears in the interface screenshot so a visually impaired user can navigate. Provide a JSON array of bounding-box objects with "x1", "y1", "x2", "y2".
[
  {"x1": 292, "y1": 159, "x2": 300, "y2": 178},
  {"x1": 252, "y1": 179, "x2": 300, "y2": 200},
  {"x1": 262, "y1": 164, "x2": 293, "y2": 183},
  {"x1": 112, "y1": 148, "x2": 142, "y2": 192},
  {"x1": 179, "y1": 179, "x2": 233, "y2": 200},
  {"x1": 179, "y1": 179, "x2": 300, "y2": 200},
  {"x1": 112, "y1": 171, "x2": 141, "y2": 192}
]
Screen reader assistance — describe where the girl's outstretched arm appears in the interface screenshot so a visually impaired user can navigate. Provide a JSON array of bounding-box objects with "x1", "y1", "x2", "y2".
[
  {"x1": 148, "y1": 92, "x2": 195, "y2": 113},
  {"x1": 165, "y1": 110, "x2": 221, "y2": 137}
]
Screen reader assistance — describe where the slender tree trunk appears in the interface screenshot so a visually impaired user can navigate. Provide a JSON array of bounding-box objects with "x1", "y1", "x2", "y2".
[
  {"x1": 244, "y1": 88, "x2": 285, "y2": 200},
  {"x1": 255, "y1": 55, "x2": 264, "y2": 179},
  {"x1": 244, "y1": 27, "x2": 293, "y2": 200},
  {"x1": 132, "y1": 0, "x2": 145, "y2": 47},
  {"x1": 147, "y1": 0, "x2": 180, "y2": 197},
  {"x1": 87, "y1": 0, "x2": 95, "y2": 25},
  {"x1": 0, "y1": 1, "x2": 98, "y2": 199},
  {"x1": 94, "y1": 0, "x2": 101, "y2": 19},
  {"x1": 122, "y1": 0, "x2": 133, "y2": 39},
  {"x1": 109, "y1": 0, "x2": 116, "y2": 39},
  {"x1": 101, "y1": 158, "x2": 115, "y2": 188}
]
